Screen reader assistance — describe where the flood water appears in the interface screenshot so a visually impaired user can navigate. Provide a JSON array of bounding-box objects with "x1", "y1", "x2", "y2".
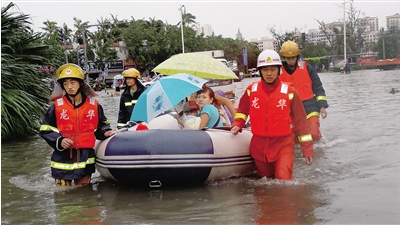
[{"x1": 1, "y1": 69, "x2": 400, "y2": 224}]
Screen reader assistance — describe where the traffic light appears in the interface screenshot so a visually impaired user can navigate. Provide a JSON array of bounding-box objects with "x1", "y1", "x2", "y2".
[
  {"x1": 301, "y1": 33, "x2": 306, "y2": 42},
  {"x1": 57, "y1": 29, "x2": 64, "y2": 43}
]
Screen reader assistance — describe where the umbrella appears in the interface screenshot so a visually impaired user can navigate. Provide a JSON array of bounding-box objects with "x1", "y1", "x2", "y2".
[
  {"x1": 130, "y1": 73, "x2": 208, "y2": 123},
  {"x1": 113, "y1": 74, "x2": 124, "y2": 88},
  {"x1": 113, "y1": 74, "x2": 123, "y2": 80},
  {"x1": 153, "y1": 53, "x2": 238, "y2": 80}
]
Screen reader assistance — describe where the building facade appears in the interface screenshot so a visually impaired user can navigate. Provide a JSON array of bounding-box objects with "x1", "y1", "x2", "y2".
[
  {"x1": 386, "y1": 13, "x2": 400, "y2": 32},
  {"x1": 249, "y1": 37, "x2": 277, "y2": 51}
]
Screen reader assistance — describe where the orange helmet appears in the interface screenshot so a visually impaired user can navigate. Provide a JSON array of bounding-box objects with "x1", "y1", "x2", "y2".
[
  {"x1": 280, "y1": 40, "x2": 301, "y2": 57},
  {"x1": 122, "y1": 68, "x2": 141, "y2": 78}
]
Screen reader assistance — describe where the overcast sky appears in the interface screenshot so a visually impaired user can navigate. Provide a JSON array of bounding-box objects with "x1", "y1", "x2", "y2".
[{"x1": 3, "y1": 0, "x2": 399, "y2": 40}]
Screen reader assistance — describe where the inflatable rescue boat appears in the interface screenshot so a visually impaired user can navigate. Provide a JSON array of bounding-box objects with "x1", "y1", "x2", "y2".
[{"x1": 95, "y1": 114, "x2": 255, "y2": 187}]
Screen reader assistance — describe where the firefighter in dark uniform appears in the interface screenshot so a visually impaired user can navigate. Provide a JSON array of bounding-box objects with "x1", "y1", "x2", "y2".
[
  {"x1": 39, "y1": 63, "x2": 114, "y2": 186},
  {"x1": 117, "y1": 68, "x2": 146, "y2": 129},
  {"x1": 279, "y1": 41, "x2": 329, "y2": 143}
]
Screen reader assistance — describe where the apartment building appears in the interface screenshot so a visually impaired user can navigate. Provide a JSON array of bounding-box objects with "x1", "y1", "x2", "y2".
[
  {"x1": 202, "y1": 24, "x2": 214, "y2": 37},
  {"x1": 386, "y1": 13, "x2": 400, "y2": 32},
  {"x1": 358, "y1": 16, "x2": 379, "y2": 32},
  {"x1": 249, "y1": 37, "x2": 277, "y2": 51},
  {"x1": 192, "y1": 22, "x2": 214, "y2": 37},
  {"x1": 356, "y1": 16, "x2": 379, "y2": 44}
]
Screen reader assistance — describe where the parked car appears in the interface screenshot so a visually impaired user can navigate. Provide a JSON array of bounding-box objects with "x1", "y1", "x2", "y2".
[
  {"x1": 204, "y1": 79, "x2": 236, "y2": 100},
  {"x1": 141, "y1": 77, "x2": 159, "y2": 87},
  {"x1": 104, "y1": 78, "x2": 114, "y2": 88}
]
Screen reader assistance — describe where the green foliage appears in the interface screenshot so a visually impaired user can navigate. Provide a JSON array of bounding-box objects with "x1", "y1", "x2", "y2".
[
  {"x1": 389, "y1": 88, "x2": 400, "y2": 94},
  {"x1": 303, "y1": 57, "x2": 328, "y2": 67},
  {"x1": 1, "y1": 2, "x2": 53, "y2": 141}
]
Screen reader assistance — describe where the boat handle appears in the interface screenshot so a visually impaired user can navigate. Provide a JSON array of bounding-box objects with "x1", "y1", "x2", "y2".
[{"x1": 149, "y1": 180, "x2": 162, "y2": 188}]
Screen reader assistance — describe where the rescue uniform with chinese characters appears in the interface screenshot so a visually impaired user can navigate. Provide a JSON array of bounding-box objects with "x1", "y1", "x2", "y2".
[
  {"x1": 279, "y1": 41, "x2": 329, "y2": 142},
  {"x1": 231, "y1": 50, "x2": 314, "y2": 180},
  {"x1": 39, "y1": 64, "x2": 112, "y2": 186}
]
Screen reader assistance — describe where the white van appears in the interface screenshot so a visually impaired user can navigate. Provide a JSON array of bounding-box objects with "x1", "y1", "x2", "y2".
[{"x1": 205, "y1": 58, "x2": 236, "y2": 100}]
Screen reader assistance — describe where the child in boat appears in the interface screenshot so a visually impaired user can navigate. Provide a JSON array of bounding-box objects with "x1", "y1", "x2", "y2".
[
  {"x1": 174, "y1": 100, "x2": 201, "y2": 130},
  {"x1": 214, "y1": 90, "x2": 235, "y2": 126}
]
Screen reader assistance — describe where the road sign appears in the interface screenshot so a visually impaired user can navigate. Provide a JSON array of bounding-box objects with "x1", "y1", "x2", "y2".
[
  {"x1": 102, "y1": 71, "x2": 108, "y2": 76},
  {"x1": 242, "y1": 47, "x2": 248, "y2": 66}
]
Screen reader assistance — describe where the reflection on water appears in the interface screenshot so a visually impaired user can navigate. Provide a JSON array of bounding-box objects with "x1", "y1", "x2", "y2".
[{"x1": 2, "y1": 70, "x2": 400, "y2": 224}]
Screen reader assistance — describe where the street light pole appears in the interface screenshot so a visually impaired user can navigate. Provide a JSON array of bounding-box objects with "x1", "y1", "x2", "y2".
[
  {"x1": 82, "y1": 26, "x2": 90, "y2": 83},
  {"x1": 179, "y1": 4, "x2": 185, "y2": 53},
  {"x1": 382, "y1": 36, "x2": 385, "y2": 60},
  {"x1": 343, "y1": 0, "x2": 347, "y2": 63}
]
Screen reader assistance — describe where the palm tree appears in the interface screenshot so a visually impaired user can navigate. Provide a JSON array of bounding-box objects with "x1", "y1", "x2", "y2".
[
  {"x1": 73, "y1": 17, "x2": 90, "y2": 45},
  {"x1": 1, "y1": 2, "x2": 54, "y2": 141},
  {"x1": 40, "y1": 19, "x2": 58, "y2": 39},
  {"x1": 177, "y1": 8, "x2": 197, "y2": 28},
  {"x1": 181, "y1": 12, "x2": 196, "y2": 27},
  {"x1": 61, "y1": 23, "x2": 73, "y2": 45}
]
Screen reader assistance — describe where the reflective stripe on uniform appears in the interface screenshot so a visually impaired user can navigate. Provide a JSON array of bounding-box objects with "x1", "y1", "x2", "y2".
[
  {"x1": 289, "y1": 92, "x2": 294, "y2": 100},
  {"x1": 51, "y1": 157, "x2": 95, "y2": 170},
  {"x1": 117, "y1": 123, "x2": 126, "y2": 127},
  {"x1": 298, "y1": 134, "x2": 313, "y2": 143},
  {"x1": 39, "y1": 124, "x2": 59, "y2": 132},
  {"x1": 234, "y1": 113, "x2": 248, "y2": 121},
  {"x1": 307, "y1": 111, "x2": 320, "y2": 119},
  {"x1": 316, "y1": 95, "x2": 327, "y2": 101},
  {"x1": 124, "y1": 100, "x2": 138, "y2": 106}
]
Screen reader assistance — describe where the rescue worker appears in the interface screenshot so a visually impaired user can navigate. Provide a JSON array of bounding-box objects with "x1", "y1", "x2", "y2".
[
  {"x1": 39, "y1": 63, "x2": 114, "y2": 186},
  {"x1": 117, "y1": 68, "x2": 146, "y2": 129},
  {"x1": 279, "y1": 40, "x2": 329, "y2": 143},
  {"x1": 231, "y1": 50, "x2": 314, "y2": 180}
]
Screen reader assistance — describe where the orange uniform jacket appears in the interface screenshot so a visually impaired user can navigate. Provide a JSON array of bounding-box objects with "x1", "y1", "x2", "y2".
[
  {"x1": 232, "y1": 78, "x2": 313, "y2": 162},
  {"x1": 55, "y1": 96, "x2": 99, "y2": 148},
  {"x1": 279, "y1": 60, "x2": 314, "y2": 101},
  {"x1": 280, "y1": 60, "x2": 329, "y2": 118}
]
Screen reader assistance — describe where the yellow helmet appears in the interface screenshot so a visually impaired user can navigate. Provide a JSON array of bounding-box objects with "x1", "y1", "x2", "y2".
[
  {"x1": 122, "y1": 68, "x2": 141, "y2": 78},
  {"x1": 56, "y1": 64, "x2": 85, "y2": 82},
  {"x1": 280, "y1": 40, "x2": 301, "y2": 57}
]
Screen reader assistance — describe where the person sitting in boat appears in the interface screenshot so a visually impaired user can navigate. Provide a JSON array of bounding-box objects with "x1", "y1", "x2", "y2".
[
  {"x1": 214, "y1": 90, "x2": 235, "y2": 126},
  {"x1": 174, "y1": 100, "x2": 201, "y2": 130},
  {"x1": 117, "y1": 68, "x2": 146, "y2": 129},
  {"x1": 197, "y1": 86, "x2": 223, "y2": 129}
]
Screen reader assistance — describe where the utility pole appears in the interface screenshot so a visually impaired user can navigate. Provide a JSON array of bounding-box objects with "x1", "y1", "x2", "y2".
[
  {"x1": 179, "y1": 4, "x2": 185, "y2": 53},
  {"x1": 82, "y1": 25, "x2": 90, "y2": 83},
  {"x1": 58, "y1": 28, "x2": 68, "y2": 63},
  {"x1": 382, "y1": 36, "x2": 385, "y2": 60},
  {"x1": 343, "y1": 0, "x2": 347, "y2": 63}
]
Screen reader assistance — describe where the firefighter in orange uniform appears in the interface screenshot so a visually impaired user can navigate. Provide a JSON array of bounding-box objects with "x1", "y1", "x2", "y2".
[
  {"x1": 279, "y1": 41, "x2": 329, "y2": 142},
  {"x1": 39, "y1": 64, "x2": 114, "y2": 186},
  {"x1": 231, "y1": 50, "x2": 314, "y2": 180}
]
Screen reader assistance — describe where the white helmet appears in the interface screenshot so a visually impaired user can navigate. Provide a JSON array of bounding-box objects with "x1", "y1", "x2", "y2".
[{"x1": 257, "y1": 50, "x2": 282, "y2": 69}]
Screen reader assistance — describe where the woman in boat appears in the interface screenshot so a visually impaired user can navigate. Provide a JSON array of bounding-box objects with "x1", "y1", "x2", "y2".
[
  {"x1": 197, "y1": 86, "x2": 223, "y2": 129},
  {"x1": 117, "y1": 68, "x2": 146, "y2": 129}
]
